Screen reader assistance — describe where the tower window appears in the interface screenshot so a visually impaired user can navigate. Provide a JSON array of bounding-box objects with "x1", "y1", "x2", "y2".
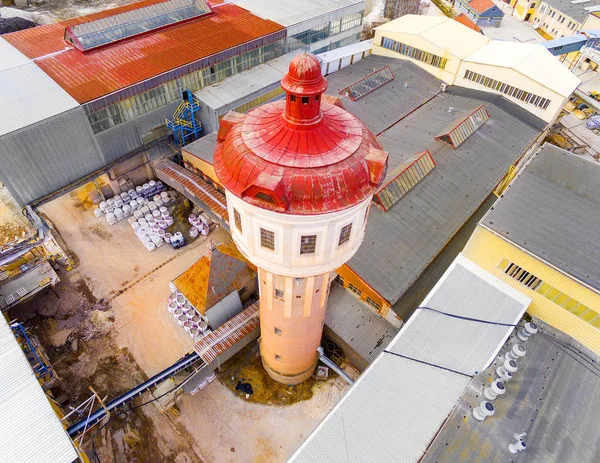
[
  {"x1": 274, "y1": 327, "x2": 282, "y2": 335},
  {"x1": 275, "y1": 354, "x2": 282, "y2": 361},
  {"x1": 339, "y1": 223, "x2": 352, "y2": 246},
  {"x1": 302, "y1": 96, "x2": 309, "y2": 105},
  {"x1": 300, "y1": 235, "x2": 317, "y2": 255},
  {"x1": 260, "y1": 228, "x2": 275, "y2": 250},
  {"x1": 290, "y1": 95, "x2": 296, "y2": 102},
  {"x1": 315, "y1": 95, "x2": 320, "y2": 102},
  {"x1": 255, "y1": 192, "x2": 275, "y2": 204},
  {"x1": 233, "y1": 209, "x2": 242, "y2": 233},
  {"x1": 275, "y1": 289, "x2": 284, "y2": 299}
]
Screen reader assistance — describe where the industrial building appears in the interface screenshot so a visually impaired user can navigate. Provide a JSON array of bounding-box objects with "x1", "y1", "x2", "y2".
[
  {"x1": 463, "y1": 143, "x2": 600, "y2": 354},
  {"x1": 511, "y1": 0, "x2": 600, "y2": 38},
  {"x1": 290, "y1": 254, "x2": 600, "y2": 463},
  {"x1": 455, "y1": 0, "x2": 505, "y2": 27},
  {"x1": 0, "y1": 0, "x2": 365, "y2": 206},
  {"x1": 372, "y1": 15, "x2": 580, "y2": 123}
]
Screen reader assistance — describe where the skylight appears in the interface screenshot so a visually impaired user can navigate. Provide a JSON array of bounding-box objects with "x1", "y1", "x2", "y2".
[
  {"x1": 64, "y1": 0, "x2": 212, "y2": 52},
  {"x1": 373, "y1": 150, "x2": 435, "y2": 212},
  {"x1": 339, "y1": 66, "x2": 394, "y2": 101},
  {"x1": 435, "y1": 105, "x2": 489, "y2": 149}
]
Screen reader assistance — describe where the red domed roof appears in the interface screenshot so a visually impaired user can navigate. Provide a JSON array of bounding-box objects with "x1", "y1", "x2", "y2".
[
  {"x1": 213, "y1": 53, "x2": 388, "y2": 215},
  {"x1": 281, "y1": 53, "x2": 328, "y2": 95}
]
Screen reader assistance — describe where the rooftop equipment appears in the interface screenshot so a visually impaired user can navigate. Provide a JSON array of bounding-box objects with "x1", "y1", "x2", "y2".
[
  {"x1": 435, "y1": 105, "x2": 490, "y2": 149},
  {"x1": 339, "y1": 66, "x2": 395, "y2": 101}
]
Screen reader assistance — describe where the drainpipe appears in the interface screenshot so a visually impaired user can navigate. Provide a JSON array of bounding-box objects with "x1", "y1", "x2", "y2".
[{"x1": 317, "y1": 347, "x2": 354, "y2": 385}]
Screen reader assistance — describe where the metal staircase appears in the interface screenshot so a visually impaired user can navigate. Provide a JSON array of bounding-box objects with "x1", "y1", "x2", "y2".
[{"x1": 167, "y1": 90, "x2": 202, "y2": 146}]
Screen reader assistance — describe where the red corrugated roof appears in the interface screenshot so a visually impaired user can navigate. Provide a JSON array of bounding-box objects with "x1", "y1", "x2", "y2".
[
  {"x1": 454, "y1": 13, "x2": 482, "y2": 32},
  {"x1": 3, "y1": 1, "x2": 284, "y2": 103},
  {"x1": 467, "y1": 0, "x2": 495, "y2": 14}
]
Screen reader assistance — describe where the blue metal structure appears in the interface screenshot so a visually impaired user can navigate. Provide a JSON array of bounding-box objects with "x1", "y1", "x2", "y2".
[
  {"x1": 10, "y1": 322, "x2": 55, "y2": 381},
  {"x1": 167, "y1": 90, "x2": 202, "y2": 146},
  {"x1": 543, "y1": 30, "x2": 600, "y2": 56}
]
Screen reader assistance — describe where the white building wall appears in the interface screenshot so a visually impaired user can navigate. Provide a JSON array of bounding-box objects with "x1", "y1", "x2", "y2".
[
  {"x1": 533, "y1": 2, "x2": 581, "y2": 38},
  {"x1": 455, "y1": 60, "x2": 564, "y2": 123},
  {"x1": 226, "y1": 192, "x2": 371, "y2": 277}
]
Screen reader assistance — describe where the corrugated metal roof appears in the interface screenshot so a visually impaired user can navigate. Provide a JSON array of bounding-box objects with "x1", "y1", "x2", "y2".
[
  {"x1": 481, "y1": 143, "x2": 600, "y2": 292},
  {"x1": 317, "y1": 39, "x2": 372, "y2": 64},
  {"x1": 154, "y1": 159, "x2": 228, "y2": 220},
  {"x1": 421, "y1": 320, "x2": 600, "y2": 463},
  {"x1": 325, "y1": 283, "x2": 399, "y2": 364},
  {"x1": 331, "y1": 57, "x2": 544, "y2": 305},
  {"x1": 387, "y1": 255, "x2": 531, "y2": 375},
  {"x1": 193, "y1": 301, "x2": 259, "y2": 363},
  {"x1": 3, "y1": 2, "x2": 284, "y2": 104},
  {"x1": 0, "y1": 39, "x2": 79, "y2": 137},
  {"x1": 291, "y1": 354, "x2": 471, "y2": 463},
  {"x1": 290, "y1": 255, "x2": 531, "y2": 463},
  {"x1": 230, "y1": 0, "x2": 363, "y2": 27},
  {"x1": 0, "y1": 316, "x2": 78, "y2": 463}
]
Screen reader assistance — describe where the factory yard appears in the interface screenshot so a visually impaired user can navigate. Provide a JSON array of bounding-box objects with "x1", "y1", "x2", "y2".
[{"x1": 10, "y1": 184, "x2": 353, "y2": 462}]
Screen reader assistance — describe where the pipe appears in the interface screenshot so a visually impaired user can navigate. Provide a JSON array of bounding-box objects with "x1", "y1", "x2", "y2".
[
  {"x1": 317, "y1": 347, "x2": 354, "y2": 385},
  {"x1": 67, "y1": 351, "x2": 202, "y2": 437}
]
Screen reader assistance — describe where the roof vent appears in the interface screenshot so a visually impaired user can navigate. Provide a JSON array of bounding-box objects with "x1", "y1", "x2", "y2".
[
  {"x1": 496, "y1": 358, "x2": 518, "y2": 380},
  {"x1": 473, "y1": 401, "x2": 495, "y2": 421},
  {"x1": 508, "y1": 433, "x2": 528, "y2": 454},
  {"x1": 517, "y1": 322, "x2": 538, "y2": 342},
  {"x1": 505, "y1": 343, "x2": 526, "y2": 361},
  {"x1": 483, "y1": 380, "x2": 506, "y2": 401}
]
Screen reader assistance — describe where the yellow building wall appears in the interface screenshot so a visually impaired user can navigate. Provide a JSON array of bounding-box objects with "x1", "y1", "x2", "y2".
[
  {"x1": 335, "y1": 264, "x2": 392, "y2": 318},
  {"x1": 372, "y1": 30, "x2": 459, "y2": 85},
  {"x1": 463, "y1": 226, "x2": 600, "y2": 354},
  {"x1": 181, "y1": 151, "x2": 221, "y2": 187}
]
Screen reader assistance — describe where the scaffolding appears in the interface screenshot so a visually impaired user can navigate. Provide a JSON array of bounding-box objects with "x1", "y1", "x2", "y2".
[
  {"x1": 167, "y1": 90, "x2": 203, "y2": 146},
  {"x1": 10, "y1": 322, "x2": 57, "y2": 385}
]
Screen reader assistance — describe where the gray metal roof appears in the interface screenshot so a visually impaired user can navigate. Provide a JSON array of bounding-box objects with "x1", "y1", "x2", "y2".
[
  {"x1": 541, "y1": 0, "x2": 600, "y2": 23},
  {"x1": 325, "y1": 283, "x2": 399, "y2": 364},
  {"x1": 388, "y1": 257, "x2": 530, "y2": 375},
  {"x1": 325, "y1": 55, "x2": 442, "y2": 135},
  {"x1": 482, "y1": 143, "x2": 600, "y2": 292},
  {"x1": 331, "y1": 56, "x2": 545, "y2": 305},
  {"x1": 290, "y1": 255, "x2": 531, "y2": 463},
  {"x1": 421, "y1": 319, "x2": 600, "y2": 463},
  {"x1": 182, "y1": 131, "x2": 217, "y2": 164},
  {"x1": 0, "y1": 315, "x2": 78, "y2": 463}
]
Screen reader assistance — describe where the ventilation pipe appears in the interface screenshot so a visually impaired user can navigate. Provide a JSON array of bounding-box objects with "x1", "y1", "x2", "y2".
[
  {"x1": 473, "y1": 401, "x2": 495, "y2": 421},
  {"x1": 496, "y1": 359, "x2": 518, "y2": 381},
  {"x1": 508, "y1": 432, "x2": 528, "y2": 454},
  {"x1": 517, "y1": 322, "x2": 538, "y2": 342},
  {"x1": 483, "y1": 380, "x2": 506, "y2": 401},
  {"x1": 505, "y1": 344, "x2": 526, "y2": 362},
  {"x1": 317, "y1": 347, "x2": 354, "y2": 385}
]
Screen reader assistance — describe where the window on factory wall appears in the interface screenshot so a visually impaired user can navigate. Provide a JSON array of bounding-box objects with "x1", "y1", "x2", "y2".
[
  {"x1": 463, "y1": 70, "x2": 551, "y2": 109},
  {"x1": 300, "y1": 235, "x2": 317, "y2": 255},
  {"x1": 260, "y1": 228, "x2": 275, "y2": 250},
  {"x1": 498, "y1": 259, "x2": 600, "y2": 329},
  {"x1": 380, "y1": 37, "x2": 447, "y2": 69},
  {"x1": 348, "y1": 283, "x2": 362, "y2": 298},
  {"x1": 366, "y1": 297, "x2": 382, "y2": 311},
  {"x1": 339, "y1": 223, "x2": 352, "y2": 246},
  {"x1": 233, "y1": 209, "x2": 242, "y2": 233}
]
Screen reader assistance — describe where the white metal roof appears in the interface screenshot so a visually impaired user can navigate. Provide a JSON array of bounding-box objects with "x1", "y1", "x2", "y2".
[
  {"x1": 375, "y1": 15, "x2": 490, "y2": 59},
  {"x1": 464, "y1": 41, "x2": 581, "y2": 97},
  {"x1": 290, "y1": 255, "x2": 531, "y2": 463},
  {"x1": 0, "y1": 316, "x2": 78, "y2": 463},
  {"x1": 231, "y1": 0, "x2": 364, "y2": 27},
  {"x1": 0, "y1": 38, "x2": 79, "y2": 137},
  {"x1": 290, "y1": 354, "x2": 471, "y2": 463},
  {"x1": 317, "y1": 39, "x2": 373, "y2": 63}
]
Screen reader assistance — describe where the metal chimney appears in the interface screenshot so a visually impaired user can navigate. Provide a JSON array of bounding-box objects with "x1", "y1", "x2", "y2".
[
  {"x1": 483, "y1": 380, "x2": 506, "y2": 401},
  {"x1": 473, "y1": 401, "x2": 495, "y2": 421},
  {"x1": 496, "y1": 358, "x2": 518, "y2": 381},
  {"x1": 505, "y1": 343, "x2": 526, "y2": 361}
]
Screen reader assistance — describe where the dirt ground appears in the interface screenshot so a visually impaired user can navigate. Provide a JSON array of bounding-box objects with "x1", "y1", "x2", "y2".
[{"x1": 10, "y1": 184, "x2": 354, "y2": 462}]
